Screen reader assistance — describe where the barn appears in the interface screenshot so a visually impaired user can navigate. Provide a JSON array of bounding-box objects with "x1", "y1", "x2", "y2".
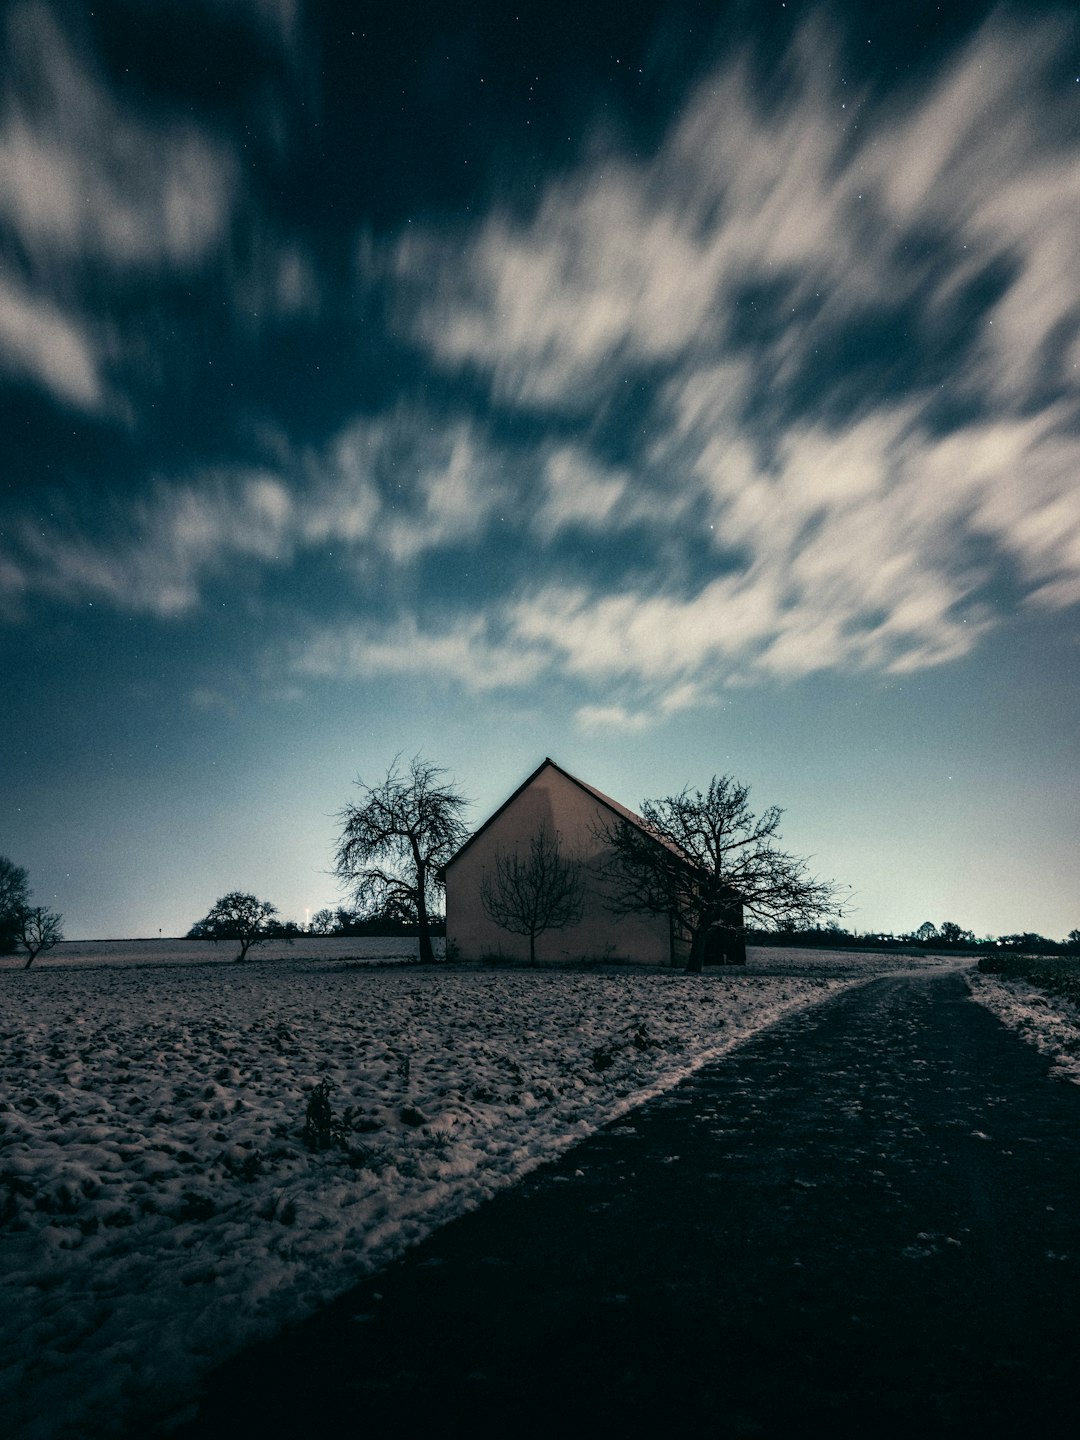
[{"x1": 442, "y1": 757, "x2": 745, "y2": 966}]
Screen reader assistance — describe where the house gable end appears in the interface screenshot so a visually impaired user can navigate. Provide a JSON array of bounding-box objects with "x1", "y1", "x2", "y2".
[{"x1": 442, "y1": 757, "x2": 663, "y2": 877}]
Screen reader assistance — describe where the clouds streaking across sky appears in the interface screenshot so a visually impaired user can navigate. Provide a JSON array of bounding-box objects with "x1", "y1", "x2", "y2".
[{"x1": 2, "y1": 0, "x2": 1078, "y2": 940}]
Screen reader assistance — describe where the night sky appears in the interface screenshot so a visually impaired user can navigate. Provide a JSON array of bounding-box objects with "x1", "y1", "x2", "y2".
[{"x1": 2, "y1": 0, "x2": 1078, "y2": 941}]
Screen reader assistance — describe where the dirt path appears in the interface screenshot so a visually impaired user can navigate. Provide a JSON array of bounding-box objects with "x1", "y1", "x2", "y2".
[{"x1": 167, "y1": 970, "x2": 1080, "y2": 1437}]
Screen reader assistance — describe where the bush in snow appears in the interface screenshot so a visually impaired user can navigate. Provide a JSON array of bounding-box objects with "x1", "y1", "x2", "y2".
[
  {"x1": 302, "y1": 1079, "x2": 339, "y2": 1152},
  {"x1": 302, "y1": 1078, "x2": 384, "y2": 1167}
]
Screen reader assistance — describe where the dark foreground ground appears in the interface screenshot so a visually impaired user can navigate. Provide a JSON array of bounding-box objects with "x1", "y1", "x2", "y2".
[{"x1": 165, "y1": 970, "x2": 1080, "y2": 1439}]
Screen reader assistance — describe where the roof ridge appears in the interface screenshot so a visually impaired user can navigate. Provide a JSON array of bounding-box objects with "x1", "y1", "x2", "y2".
[{"x1": 441, "y1": 756, "x2": 686, "y2": 874}]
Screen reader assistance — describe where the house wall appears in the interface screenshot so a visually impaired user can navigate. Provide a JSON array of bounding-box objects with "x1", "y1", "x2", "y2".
[{"x1": 445, "y1": 765, "x2": 680, "y2": 965}]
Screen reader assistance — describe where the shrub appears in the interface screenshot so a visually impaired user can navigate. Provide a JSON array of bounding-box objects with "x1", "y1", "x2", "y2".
[
  {"x1": 301, "y1": 1078, "x2": 384, "y2": 1166},
  {"x1": 302, "y1": 1078, "x2": 339, "y2": 1152},
  {"x1": 977, "y1": 953, "x2": 1009, "y2": 974}
]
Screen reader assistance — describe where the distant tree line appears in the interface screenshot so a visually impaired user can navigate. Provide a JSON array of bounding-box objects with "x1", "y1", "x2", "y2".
[
  {"x1": 185, "y1": 894, "x2": 445, "y2": 956},
  {"x1": 750, "y1": 919, "x2": 1080, "y2": 956},
  {"x1": 307, "y1": 905, "x2": 447, "y2": 938}
]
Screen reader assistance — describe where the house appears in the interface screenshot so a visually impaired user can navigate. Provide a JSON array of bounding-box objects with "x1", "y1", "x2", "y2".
[{"x1": 442, "y1": 757, "x2": 745, "y2": 966}]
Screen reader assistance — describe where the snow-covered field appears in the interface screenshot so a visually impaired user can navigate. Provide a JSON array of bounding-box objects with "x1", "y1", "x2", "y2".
[
  {"x1": 0, "y1": 945, "x2": 894, "y2": 1438},
  {"x1": 967, "y1": 970, "x2": 1080, "y2": 1084},
  {"x1": 3, "y1": 935, "x2": 437, "y2": 969}
]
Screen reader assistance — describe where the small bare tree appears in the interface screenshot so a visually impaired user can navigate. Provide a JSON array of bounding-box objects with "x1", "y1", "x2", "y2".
[
  {"x1": 18, "y1": 906, "x2": 64, "y2": 969},
  {"x1": 334, "y1": 754, "x2": 469, "y2": 966},
  {"x1": 480, "y1": 824, "x2": 586, "y2": 966},
  {"x1": 189, "y1": 892, "x2": 278, "y2": 962},
  {"x1": 598, "y1": 775, "x2": 847, "y2": 973}
]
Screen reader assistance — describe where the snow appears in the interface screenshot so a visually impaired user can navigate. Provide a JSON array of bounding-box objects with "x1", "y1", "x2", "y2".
[
  {"x1": 967, "y1": 970, "x2": 1080, "y2": 1084},
  {"x1": 5, "y1": 935, "x2": 436, "y2": 969},
  {"x1": 0, "y1": 945, "x2": 892, "y2": 1438}
]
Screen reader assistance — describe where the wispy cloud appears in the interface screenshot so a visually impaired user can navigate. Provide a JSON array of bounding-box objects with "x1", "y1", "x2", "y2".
[
  {"x1": 0, "y1": 274, "x2": 102, "y2": 409},
  {"x1": 5, "y1": 8, "x2": 1080, "y2": 733},
  {"x1": 0, "y1": 3, "x2": 315, "y2": 410},
  {"x1": 0, "y1": 5, "x2": 237, "y2": 270},
  {"x1": 365, "y1": 418, "x2": 508, "y2": 564},
  {"x1": 288, "y1": 615, "x2": 547, "y2": 693},
  {"x1": 234, "y1": 235, "x2": 323, "y2": 325},
  {"x1": 533, "y1": 448, "x2": 628, "y2": 539},
  {"x1": 501, "y1": 401, "x2": 1080, "y2": 699},
  {"x1": 380, "y1": 11, "x2": 1080, "y2": 717},
  {"x1": 575, "y1": 703, "x2": 654, "y2": 735},
  {"x1": 0, "y1": 3, "x2": 240, "y2": 410},
  {"x1": 10, "y1": 472, "x2": 295, "y2": 616},
  {"x1": 0, "y1": 411, "x2": 509, "y2": 618},
  {"x1": 398, "y1": 14, "x2": 1080, "y2": 417}
]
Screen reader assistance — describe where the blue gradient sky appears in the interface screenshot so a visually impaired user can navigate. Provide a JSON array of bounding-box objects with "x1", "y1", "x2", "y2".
[{"x1": 2, "y1": 0, "x2": 1078, "y2": 939}]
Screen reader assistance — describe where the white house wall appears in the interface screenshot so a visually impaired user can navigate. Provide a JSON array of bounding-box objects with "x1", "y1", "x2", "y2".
[{"x1": 445, "y1": 764, "x2": 678, "y2": 965}]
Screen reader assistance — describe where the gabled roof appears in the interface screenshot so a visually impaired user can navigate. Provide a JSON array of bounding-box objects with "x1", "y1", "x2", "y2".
[{"x1": 441, "y1": 757, "x2": 679, "y2": 873}]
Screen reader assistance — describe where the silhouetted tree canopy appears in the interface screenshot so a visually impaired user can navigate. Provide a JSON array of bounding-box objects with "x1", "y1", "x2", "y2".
[
  {"x1": 598, "y1": 775, "x2": 847, "y2": 973},
  {"x1": 0, "y1": 856, "x2": 31, "y2": 956},
  {"x1": 480, "y1": 823, "x2": 585, "y2": 966},
  {"x1": 189, "y1": 892, "x2": 278, "y2": 962},
  {"x1": 334, "y1": 754, "x2": 468, "y2": 966},
  {"x1": 938, "y1": 921, "x2": 976, "y2": 945},
  {"x1": 266, "y1": 918, "x2": 305, "y2": 938}
]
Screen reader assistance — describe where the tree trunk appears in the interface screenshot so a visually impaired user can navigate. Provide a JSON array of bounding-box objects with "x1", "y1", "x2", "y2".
[
  {"x1": 413, "y1": 852, "x2": 437, "y2": 965},
  {"x1": 529, "y1": 931, "x2": 537, "y2": 967},
  {"x1": 686, "y1": 927, "x2": 707, "y2": 973},
  {"x1": 23, "y1": 952, "x2": 35, "y2": 970},
  {"x1": 724, "y1": 927, "x2": 748, "y2": 965},
  {"x1": 416, "y1": 898, "x2": 435, "y2": 965}
]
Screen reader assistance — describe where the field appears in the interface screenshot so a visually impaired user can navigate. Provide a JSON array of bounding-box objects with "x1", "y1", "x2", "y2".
[
  {"x1": 0, "y1": 942, "x2": 937, "y2": 1438},
  {"x1": 3, "y1": 934, "x2": 437, "y2": 969},
  {"x1": 967, "y1": 958, "x2": 1080, "y2": 1084},
  {"x1": 976, "y1": 953, "x2": 1080, "y2": 1009}
]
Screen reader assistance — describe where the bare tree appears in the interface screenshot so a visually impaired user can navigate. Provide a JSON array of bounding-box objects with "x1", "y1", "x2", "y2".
[
  {"x1": 598, "y1": 775, "x2": 847, "y2": 973},
  {"x1": 18, "y1": 906, "x2": 64, "y2": 969},
  {"x1": 480, "y1": 823, "x2": 586, "y2": 966},
  {"x1": 0, "y1": 856, "x2": 31, "y2": 956},
  {"x1": 334, "y1": 754, "x2": 468, "y2": 966},
  {"x1": 189, "y1": 892, "x2": 278, "y2": 962}
]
